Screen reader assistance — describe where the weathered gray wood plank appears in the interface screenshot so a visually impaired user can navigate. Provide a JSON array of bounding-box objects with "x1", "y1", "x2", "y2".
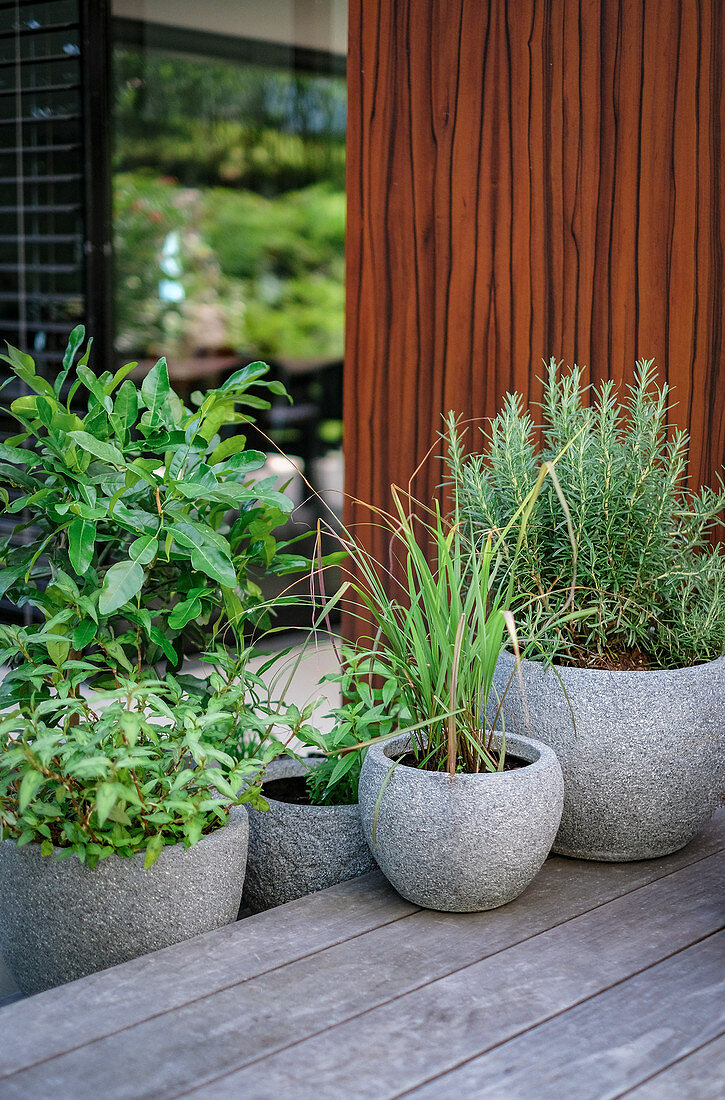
[
  {"x1": 177, "y1": 852, "x2": 725, "y2": 1100},
  {"x1": 2, "y1": 810, "x2": 722, "y2": 1085},
  {"x1": 3, "y1": 848, "x2": 722, "y2": 1099},
  {"x1": 405, "y1": 931, "x2": 725, "y2": 1099},
  {"x1": 622, "y1": 1033, "x2": 725, "y2": 1099},
  {"x1": 0, "y1": 869, "x2": 417, "y2": 1078}
]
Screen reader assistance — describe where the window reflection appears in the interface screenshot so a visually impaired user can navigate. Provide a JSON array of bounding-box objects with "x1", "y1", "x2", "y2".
[{"x1": 110, "y1": 5, "x2": 346, "y2": 526}]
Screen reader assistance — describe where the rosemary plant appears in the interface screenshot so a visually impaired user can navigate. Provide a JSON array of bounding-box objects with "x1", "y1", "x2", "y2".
[{"x1": 447, "y1": 360, "x2": 725, "y2": 668}]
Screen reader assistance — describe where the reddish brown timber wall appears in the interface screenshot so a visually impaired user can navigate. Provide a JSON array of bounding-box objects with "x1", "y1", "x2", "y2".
[{"x1": 344, "y1": 0, "x2": 724, "y2": 607}]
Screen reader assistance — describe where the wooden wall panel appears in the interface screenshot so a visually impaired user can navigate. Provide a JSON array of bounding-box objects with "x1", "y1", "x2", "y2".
[{"x1": 344, "y1": 0, "x2": 724, "y2": 592}]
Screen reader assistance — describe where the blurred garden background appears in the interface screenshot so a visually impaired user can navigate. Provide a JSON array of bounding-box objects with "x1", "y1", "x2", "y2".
[{"x1": 113, "y1": 47, "x2": 346, "y2": 369}]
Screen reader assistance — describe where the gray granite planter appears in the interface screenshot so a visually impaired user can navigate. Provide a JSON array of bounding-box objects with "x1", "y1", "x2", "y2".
[
  {"x1": 241, "y1": 756, "x2": 376, "y2": 913},
  {"x1": 358, "y1": 732, "x2": 564, "y2": 912},
  {"x1": 0, "y1": 809, "x2": 249, "y2": 996},
  {"x1": 493, "y1": 650, "x2": 725, "y2": 861}
]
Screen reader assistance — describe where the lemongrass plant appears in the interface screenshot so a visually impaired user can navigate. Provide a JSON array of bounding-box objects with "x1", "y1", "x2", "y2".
[{"x1": 323, "y1": 459, "x2": 562, "y2": 777}]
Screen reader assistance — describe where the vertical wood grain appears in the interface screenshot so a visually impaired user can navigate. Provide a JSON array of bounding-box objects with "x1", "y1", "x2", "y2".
[{"x1": 344, "y1": 0, "x2": 724, "y2": 622}]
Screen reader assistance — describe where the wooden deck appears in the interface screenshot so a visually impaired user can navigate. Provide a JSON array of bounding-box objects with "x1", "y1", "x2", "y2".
[{"x1": 0, "y1": 811, "x2": 723, "y2": 1099}]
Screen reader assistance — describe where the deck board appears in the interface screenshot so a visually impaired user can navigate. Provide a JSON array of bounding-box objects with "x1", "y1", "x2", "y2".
[
  {"x1": 407, "y1": 931, "x2": 725, "y2": 1099},
  {"x1": 0, "y1": 869, "x2": 416, "y2": 1079},
  {"x1": 623, "y1": 1033, "x2": 725, "y2": 1099},
  {"x1": 0, "y1": 811, "x2": 722, "y2": 1098},
  {"x1": 176, "y1": 853, "x2": 725, "y2": 1099}
]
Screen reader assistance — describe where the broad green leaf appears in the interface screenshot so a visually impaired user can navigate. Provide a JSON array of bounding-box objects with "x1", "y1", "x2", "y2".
[
  {"x1": 229, "y1": 393, "x2": 271, "y2": 411},
  {"x1": 188, "y1": 543, "x2": 237, "y2": 588},
  {"x1": 222, "y1": 586, "x2": 244, "y2": 628},
  {"x1": 68, "y1": 516, "x2": 95, "y2": 575},
  {"x1": 0, "y1": 564, "x2": 26, "y2": 601},
  {"x1": 109, "y1": 379, "x2": 139, "y2": 440},
  {"x1": 209, "y1": 435, "x2": 257, "y2": 465},
  {"x1": 50, "y1": 411, "x2": 85, "y2": 435},
  {"x1": 167, "y1": 467, "x2": 217, "y2": 498},
  {"x1": 19, "y1": 769, "x2": 44, "y2": 812},
  {"x1": 170, "y1": 521, "x2": 231, "y2": 558},
  {"x1": 219, "y1": 362, "x2": 269, "y2": 391},
  {"x1": 1, "y1": 343, "x2": 35, "y2": 373},
  {"x1": 125, "y1": 605, "x2": 152, "y2": 638},
  {"x1": 0, "y1": 461, "x2": 38, "y2": 491},
  {"x1": 46, "y1": 629, "x2": 71, "y2": 668},
  {"x1": 63, "y1": 325, "x2": 85, "y2": 370},
  {"x1": 107, "y1": 804, "x2": 132, "y2": 826},
  {"x1": 69, "y1": 431, "x2": 125, "y2": 467},
  {"x1": 40, "y1": 839, "x2": 54, "y2": 857},
  {"x1": 54, "y1": 325, "x2": 86, "y2": 396},
  {"x1": 95, "y1": 782, "x2": 116, "y2": 827},
  {"x1": 129, "y1": 534, "x2": 158, "y2": 565},
  {"x1": 184, "y1": 818, "x2": 203, "y2": 847},
  {"x1": 105, "y1": 360, "x2": 137, "y2": 395},
  {"x1": 225, "y1": 449, "x2": 268, "y2": 472},
  {"x1": 167, "y1": 596, "x2": 203, "y2": 630},
  {"x1": 1, "y1": 344, "x2": 55, "y2": 396},
  {"x1": 111, "y1": 501, "x2": 158, "y2": 532},
  {"x1": 101, "y1": 637, "x2": 134, "y2": 674},
  {"x1": 149, "y1": 625, "x2": 179, "y2": 666},
  {"x1": 141, "y1": 358, "x2": 174, "y2": 425},
  {"x1": 72, "y1": 618, "x2": 96, "y2": 650},
  {"x1": 205, "y1": 484, "x2": 294, "y2": 513},
  {"x1": 196, "y1": 397, "x2": 238, "y2": 442},
  {"x1": 99, "y1": 559, "x2": 145, "y2": 615},
  {"x1": 71, "y1": 755, "x2": 110, "y2": 779},
  {"x1": 77, "y1": 365, "x2": 113, "y2": 413},
  {"x1": 144, "y1": 833, "x2": 165, "y2": 869},
  {"x1": 0, "y1": 441, "x2": 34, "y2": 465},
  {"x1": 10, "y1": 395, "x2": 39, "y2": 417},
  {"x1": 77, "y1": 594, "x2": 98, "y2": 623}
]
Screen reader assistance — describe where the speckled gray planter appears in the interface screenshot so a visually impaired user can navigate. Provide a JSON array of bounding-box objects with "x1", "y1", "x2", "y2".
[
  {"x1": 358, "y1": 732, "x2": 564, "y2": 912},
  {"x1": 493, "y1": 651, "x2": 725, "y2": 861},
  {"x1": 0, "y1": 810, "x2": 249, "y2": 996},
  {"x1": 241, "y1": 756, "x2": 376, "y2": 913}
]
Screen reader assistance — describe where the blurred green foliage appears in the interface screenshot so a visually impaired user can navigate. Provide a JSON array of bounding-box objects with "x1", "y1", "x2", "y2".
[{"x1": 112, "y1": 48, "x2": 346, "y2": 362}]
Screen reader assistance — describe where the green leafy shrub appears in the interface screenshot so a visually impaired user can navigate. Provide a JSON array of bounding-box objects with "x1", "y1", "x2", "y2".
[
  {"x1": 0, "y1": 326, "x2": 314, "y2": 864},
  {"x1": 0, "y1": 326, "x2": 304, "y2": 679},
  {"x1": 447, "y1": 361, "x2": 725, "y2": 668}
]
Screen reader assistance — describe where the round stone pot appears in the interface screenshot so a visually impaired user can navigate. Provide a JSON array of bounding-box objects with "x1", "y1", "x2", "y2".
[
  {"x1": 493, "y1": 650, "x2": 725, "y2": 861},
  {"x1": 241, "y1": 756, "x2": 376, "y2": 913},
  {"x1": 358, "y1": 732, "x2": 564, "y2": 912},
  {"x1": 0, "y1": 809, "x2": 249, "y2": 996}
]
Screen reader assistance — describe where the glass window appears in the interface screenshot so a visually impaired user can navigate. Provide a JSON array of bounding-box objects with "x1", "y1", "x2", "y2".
[{"x1": 110, "y1": 2, "x2": 346, "y2": 504}]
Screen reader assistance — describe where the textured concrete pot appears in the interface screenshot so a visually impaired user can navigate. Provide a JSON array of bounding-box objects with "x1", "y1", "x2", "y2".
[
  {"x1": 241, "y1": 756, "x2": 376, "y2": 913},
  {"x1": 358, "y1": 732, "x2": 564, "y2": 912},
  {"x1": 0, "y1": 809, "x2": 249, "y2": 996},
  {"x1": 493, "y1": 650, "x2": 725, "y2": 861}
]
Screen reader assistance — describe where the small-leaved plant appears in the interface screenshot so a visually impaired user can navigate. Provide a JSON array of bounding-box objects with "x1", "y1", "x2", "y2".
[
  {"x1": 0, "y1": 660, "x2": 281, "y2": 868},
  {"x1": 447, "y1": 361, "x2": 725, "y2": 669},
  {"x1": 301, "y1": 646, "x2": 411, "y2": 805}
]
